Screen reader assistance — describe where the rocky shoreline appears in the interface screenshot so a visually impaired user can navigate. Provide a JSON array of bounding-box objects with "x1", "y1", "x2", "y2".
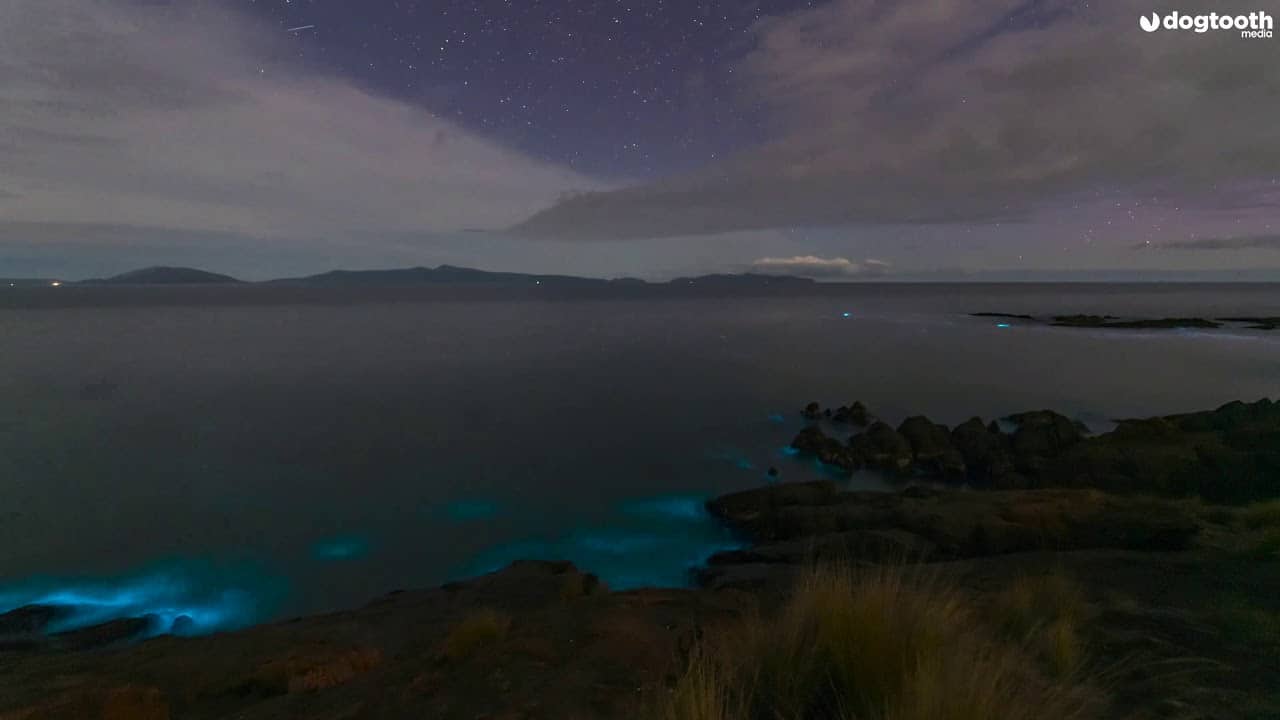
[
  {"x1": 791, "y1": 398, "x2": 1280, "y2": 502},
  {"x1": 972, "y1": 312, "x2": 1280, "y2": 330},
  {"x1": 2, "y1": 399, "x2": 1279, "y2": 719}
]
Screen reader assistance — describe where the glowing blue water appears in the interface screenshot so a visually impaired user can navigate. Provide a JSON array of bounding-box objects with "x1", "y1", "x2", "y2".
[
  {"x1": 4, "y1": 288, "x2": 1275, "y2": 638},
  {"x1": 0, "y1": 559, "x2": 281, "y2": 637},
  {"x1": 621, "y1": 495, "x2": 706, "y2": 521},
  {"x1": 312, "y1": 535, "x2": 371, "y2": 561},
  {"x1": 458, "y1": 493, "x2": 740, "y2": 590}
]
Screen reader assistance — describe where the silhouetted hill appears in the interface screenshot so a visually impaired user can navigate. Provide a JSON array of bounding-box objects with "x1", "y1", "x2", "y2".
[
  {"x1": 34, "y1": 264, "x2": 823, "y2": 288},
  {"x1": 268, "y1": 265, "x2": 810, "y2": 287},
  {"x1": 268, "y1": 265, "x2": 610, "y2": 287},
  {"x1": 81, "y1": 267, "x2": 243, "y2": 285}
]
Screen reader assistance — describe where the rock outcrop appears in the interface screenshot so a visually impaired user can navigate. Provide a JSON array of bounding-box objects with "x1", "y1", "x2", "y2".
[
  {"x1": 703, "y1": 482, "x2": 1200, "y2": 591},
  {"x1": 788, "y1": 398, "x2": 1280, "y2": 502}
]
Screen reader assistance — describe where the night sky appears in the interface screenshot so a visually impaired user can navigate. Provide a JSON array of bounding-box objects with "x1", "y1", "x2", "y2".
[
  {"x1": 240, "y1": 0, "x2": 808, "y2": 179},
  {"x1": 1, "y1": 0, "x2": 1277, "y2": 279}
]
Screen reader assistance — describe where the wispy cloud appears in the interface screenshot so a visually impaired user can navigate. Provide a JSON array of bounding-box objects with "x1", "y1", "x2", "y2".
[
  {"x1": 518, "y1": 0, "x2": 1279, "y2": 239},
  {"x1": 0, "y1": 0, "x2": 599, "y2": 276}
]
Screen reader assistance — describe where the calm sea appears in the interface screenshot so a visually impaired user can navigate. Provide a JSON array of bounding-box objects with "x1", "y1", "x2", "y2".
[{"x1": 1, "y1": 283, "x2": 1278, "y2": 633}]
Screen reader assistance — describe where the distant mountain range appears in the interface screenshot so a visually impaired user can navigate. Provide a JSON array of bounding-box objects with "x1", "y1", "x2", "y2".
[
  {"x1": 9, "y1": 265, "x2": 1280, "y2": 287},
  {"x1": 79, "y1": 266, "x2": 243, "y2": 285},
  {"x1": 52, "y1": 265, "x2": 816, "y2": 288}
]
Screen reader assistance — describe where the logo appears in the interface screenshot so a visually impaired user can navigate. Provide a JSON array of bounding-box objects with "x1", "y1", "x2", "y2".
[{"x1": 1140, "y1": 11, "x2": 1273, "y2": 37}]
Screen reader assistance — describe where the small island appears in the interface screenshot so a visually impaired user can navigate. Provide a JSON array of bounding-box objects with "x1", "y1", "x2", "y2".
[
  {"x1": 972, "y1": 312, "x2": 1280, "y2": 331},
  {"x1": 79, "y1": 267, "x2": 244, "y2": 285}
]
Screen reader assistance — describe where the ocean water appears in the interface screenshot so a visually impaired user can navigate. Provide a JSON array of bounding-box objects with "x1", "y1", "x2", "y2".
[{"x1": 1, "y1": 283, "x2": 1278, "y2": 635}]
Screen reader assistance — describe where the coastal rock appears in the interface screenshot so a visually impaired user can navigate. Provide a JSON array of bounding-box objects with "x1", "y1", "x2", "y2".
[
  {"x1": 706, "y1": 480, "x2": 839, "y2": 525},
  {"x1": 979, "y1": 312, "x2": 1260, "y2": 331},
  {"x1": 789, "y1": 427, "x2": 857, "y2": 472},
  {"x1": 1050, "y1": 315, "x2": 1221, "y2": 329},
  {"x1": 52, "y1": 616, "x2": 155, "y2": 651},
  {"x1": 1005, "y1": 410, "x2": 1088, "y2": 471},
  {"x1": 1, "y1": 606, "x2": 157, "y2": 653},
  {"x1": 0, "y1": 604, "x2": 68, "y2": 636},
  {"x1": 950, "y1": 418, "x2": 1016, "y2": 486},
  {"x1": 786, "y1": 397, "x2": 1278, "y2": 500},
  {"x1": 1036, "y1": 398, "x2": 1280, "y2": 502},
  {"x1": 0, "y1": 604, "x2": 74, "y2": 652},
  {"x1": 848, "y1": 421, "x2": 913, "y2": 476},
  {"x1": 831, "y1": 401, "x2": 871, "y2": 426},
  {"x1": 706, "y1": 529, "x2": 936, "y2": 567},
  {"x1": 1218, "y1": 316, "x2": 1280, "y2": 330},
  {"x1": 702, "y1": 482, "x2": 1199, "y2": 560},
  {"x1": 897, "y1": 416, "x2": 965, "y2": 479},
  {"x1": 1171, "y1": 398, "x2": 1280, "y2": 433}
]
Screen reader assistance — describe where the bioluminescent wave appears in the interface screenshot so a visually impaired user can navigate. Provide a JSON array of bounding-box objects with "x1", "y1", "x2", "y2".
[
  {"x1": 0, "y1": 558, "x2": 283, "y2": 637},
  {"x1": 620, "y1": 495, "x2": 707, "y2": 521}
]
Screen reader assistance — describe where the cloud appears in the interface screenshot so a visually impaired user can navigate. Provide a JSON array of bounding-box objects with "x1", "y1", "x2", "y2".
[
  {"x1": 1156, "y1": 234, "x2": 1280, "y2": 251},
  {"x1": 0, "y1": 0, "x2": 600, "y2": 276},
  {"x1": 517, "y1": 0, "x2": 1279, "y2": 239},
  {"x1": 750, "y1": 255, "x2": 890, "y2": 278}
]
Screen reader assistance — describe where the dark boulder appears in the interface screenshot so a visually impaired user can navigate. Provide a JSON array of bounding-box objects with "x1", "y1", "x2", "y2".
[
  {"x1": 951, "y1": 417, "x2": 1016, "y2": 486},
  {"x1": 802, "y1": 401, "x2": 822, "y2": 420},
  {"x1": 1006, "y1": 410, "x2": 1088, "y2": 467},
  {"x1": 791, "y1": 425, "x2": 827, "y2": 454},
  {"x1": 790, "y1": 426, "x2": 858, "y2": 472},
  {"x1": 848, "y1": 422, "x2": 914, "y2": 476},
  {"x1": 1109, "y1": 417, "x2": 1183, "y2": 443},
  {"x1": 52, "y1": 615, "x2": 156, "y2": 651},
  {"x1": 897, "y1": 416, "x2": 965, "y2": 479},
  {"x1": 170, "y1": 615, "x2": 197, "y2": 637},
  {"x1": 0, "y1": 604, "x2": 69, "y2": 636},
  {"x1": 832, "y1": 401, "x2": 872, "y2": 426}
]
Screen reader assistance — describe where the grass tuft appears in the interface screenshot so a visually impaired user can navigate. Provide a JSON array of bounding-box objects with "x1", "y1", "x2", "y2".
[
  {"x1": 992, "y1": 571, "x2": 1090, "y2": 677},
  {"x1": 1241, "y1": 500, "x2": 1280, "y2": 529},
  {"x1": 652, "y1": 564, "x2": 1102, "y2": 720},
  {"x1": 438, "y1": 608, "x2": 512, "y2": 662}
]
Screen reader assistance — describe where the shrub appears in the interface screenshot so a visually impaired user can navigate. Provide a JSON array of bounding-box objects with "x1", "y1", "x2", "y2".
[{"x1": 437, "y1": 608, "x2": 512, "y2": 662}]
